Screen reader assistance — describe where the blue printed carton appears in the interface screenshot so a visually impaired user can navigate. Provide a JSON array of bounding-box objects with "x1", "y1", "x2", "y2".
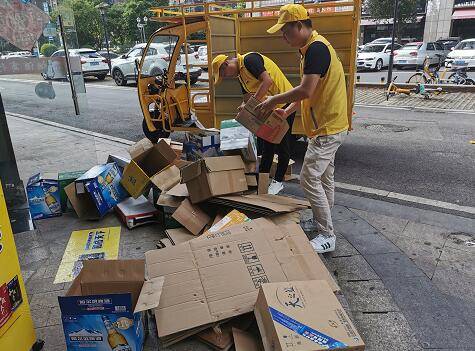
[
  {"x1": 26, "y1": 172, "x2": 62, "y2": 220},
  {"x1": 58, "y1": 260, "x2": 160, "y2": 351},
  {"x1": 74, "y1": 163, "x2": 128, "y2": 217}
]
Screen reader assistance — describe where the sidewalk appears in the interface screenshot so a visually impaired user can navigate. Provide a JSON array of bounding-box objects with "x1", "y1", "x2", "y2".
[{"x1": 7, "y1": 114, "x2": 475, "y2": 351}]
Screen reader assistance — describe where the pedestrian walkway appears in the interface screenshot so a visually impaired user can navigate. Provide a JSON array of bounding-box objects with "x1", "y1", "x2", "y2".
[
  {"x1": 7, "y1": 114, "x2": 475, "y2": 350},
  {"x1": 356, "y1": 87, "x2": 475, "y2": 112}
]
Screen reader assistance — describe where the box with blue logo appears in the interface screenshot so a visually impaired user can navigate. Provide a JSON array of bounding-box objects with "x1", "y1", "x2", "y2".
[
  {"x1": 74, "y1": 163, "x2": 128, "y2": 218},
  {"x1": 58, "y1": 260, "x2": 164, "y2": 351},
  {"x1": 183, "y1": 131, "x2": 220, "y2": 161},
  {"x1": 26, "y1": 172, "x2": 62, "y2": 220}
]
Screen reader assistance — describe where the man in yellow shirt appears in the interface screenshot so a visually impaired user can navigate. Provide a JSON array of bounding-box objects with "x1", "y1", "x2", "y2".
[
  {"x1": 212, "y1": 52, "x2": 295, "y2": 194},
  {"x1": 258, "y1": 4, "x2": 349, "y2": 253}
]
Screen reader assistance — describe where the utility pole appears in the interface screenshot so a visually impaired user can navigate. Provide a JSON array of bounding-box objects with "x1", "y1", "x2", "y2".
[{"x1": 387, "y1": 0, "x2": 399, "y2": 87}]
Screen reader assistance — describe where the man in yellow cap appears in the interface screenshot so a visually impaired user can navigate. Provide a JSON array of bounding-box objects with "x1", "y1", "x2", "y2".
[
  {"x1": 212, "y1": 52, "x2": 296, "y2": 195},
  {"x1": 258, "y1": 4, "x2": 348, "y2": 254}
]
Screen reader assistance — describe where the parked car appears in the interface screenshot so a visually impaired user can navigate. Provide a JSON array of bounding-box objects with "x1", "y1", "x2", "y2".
[
  {"x1": 111, "y1": 43, "x2": 202, "y2": 86},
  {"x1": 196, "y1": 45, "x2": 208, "y2": 70},
  {"x1": 370, "y1": 37, "x2": 393, "y2": 45},
  {"x1": 2, "y1": 51, "x2": 33, "y2": 59},
  {"x1": 444, "y1": 39, "x2": 475, "y2": 69},
  {"x1": 357, "y1": 43, "x2": 402, "y2": 71},
  {"x1": 49, "y1": 48, "x2": 109, "y2": 79},
  {"x1": 436, "y1": 37, "x2": 461, "y2": 51},
  {"x1": 393, "y1": 42, "x2": 446, "y2": 69}
]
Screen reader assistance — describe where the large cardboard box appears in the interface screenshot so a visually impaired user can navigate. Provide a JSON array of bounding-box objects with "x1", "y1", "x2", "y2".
[
  {"x1": 181, "y1": 156, "x2": 248, "y2": 203},
  {"x1": 58, "y1": 260, "x2": 164, "y2": 351},
  {"x1": 121, "y1": 140, "x2": 178, "y2": 198},
  {"x1": 255, "y1": 280, "x2": 365, "y2": 351},
  {"x1": 172, "y1": 198, "x2": 210, "y2": 235},
  {"x1": 145, "y1": 218, "x2": 338, "y2": 337},
  {"x1": 26, "y1": 172, "x2": 62, "y2": 220},
  {"x1": 236, "y1": 96, "x2": 289, "y2": 144},
  {"x1": 58, "y1": 170, "x2": 87, "y2": 212},
  {"x1": 183, "y1": 132, "x2": 220, "y2": 161},
  {"x1": 220, "y1": 119, "x2": 257, "y2": 162},
  {"x1": 74, "y1": 163, "x2": 129, "y2": 218}
]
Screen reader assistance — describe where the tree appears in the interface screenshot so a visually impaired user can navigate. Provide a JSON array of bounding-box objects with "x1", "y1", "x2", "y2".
[
  {"x1": 365, "y1": 0, "x2": 425, "y2": 40},
  {"x1": 40, "y1": 43, "x2": 58, "y2": 57}
]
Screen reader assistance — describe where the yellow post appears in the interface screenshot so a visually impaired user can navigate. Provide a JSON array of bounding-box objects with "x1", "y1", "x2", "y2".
[{"x1": 0, "y1": 181, "x2": 37, "y2": 351}]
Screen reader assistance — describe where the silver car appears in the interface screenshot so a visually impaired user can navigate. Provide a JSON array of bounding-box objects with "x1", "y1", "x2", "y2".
[{"x1": 394, "y1": 42, "x2": 447, "y2": 69}]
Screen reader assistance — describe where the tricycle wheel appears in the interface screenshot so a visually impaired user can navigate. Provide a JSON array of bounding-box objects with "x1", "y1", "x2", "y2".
[{"x1": 142, "y1": 118, "x2": 170, "y2": 144}]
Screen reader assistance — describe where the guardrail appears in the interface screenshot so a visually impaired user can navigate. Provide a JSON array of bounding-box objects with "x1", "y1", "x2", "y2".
[{"x1": 355, "y1": 82, "x2": 475, "y2": 93}]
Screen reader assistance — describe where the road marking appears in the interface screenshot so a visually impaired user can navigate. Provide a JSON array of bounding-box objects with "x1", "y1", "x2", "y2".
[
  {"x1": 335, "y1": 181, "x2": 475, "y2": 215},
  {"x1": 355, "y1": 103, "x2": 475, "y2": 115}
]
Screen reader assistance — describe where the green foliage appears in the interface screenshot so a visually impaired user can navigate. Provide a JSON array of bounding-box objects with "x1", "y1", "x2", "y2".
[{"x1": 40, "y1": 43, "x2": 58, "y2": 57}]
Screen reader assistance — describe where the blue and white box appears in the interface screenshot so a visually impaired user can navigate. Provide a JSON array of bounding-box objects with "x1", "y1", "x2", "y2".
[
  {"x1": 75, "y1": 163, "x2": 128, "y2": 217},
  {"x1": 26, "y1": 172, "x2": 62, "y2": 220}
]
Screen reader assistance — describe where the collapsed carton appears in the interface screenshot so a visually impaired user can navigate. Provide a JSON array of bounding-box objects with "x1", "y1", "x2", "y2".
[
  {"x1": 181, "y1": 156, "x2": 248, "y2": 203},
  {"x1": 145, "y1": 218, "x2": 338, "y2": 338},
  {"x1": 26, "y1": 172, "x2": 62, "y2": 220},
  {"x1": 121, "y1": 140, "x2": 178, "y2": 198},
  {"x1": 58, "y1": 260, "x2": 164, "y2": 351},
  {"x1": 236, "y1": 96, "x2": 289, "y2": 144},
  {"x1": 220, "y1": 119, "x2": 257, "y2": 162},
  {"x1": 74, "y1": 163, "x2": 128, "y2": 218},
  {"x1": 255, "y1": 280, "x2": 365, "y2": 351},
  {"x1": 172, "y1": 198, "x2": 211, "y2": 235},
  {"x1": 116, "y1": 196, "x2": 159, "y2": 229},
  {"x1": 58, "y1": 170, "x2": 87, "y2": 212},
  {"x1": 183, "y1": 131, "x2": 220, "y2": 161},
  {"x1": 129, "y1": 137, "x2": 183, "y2": 159}
]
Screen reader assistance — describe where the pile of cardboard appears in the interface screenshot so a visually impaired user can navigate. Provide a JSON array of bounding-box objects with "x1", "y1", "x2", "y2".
[{"x1": 26, "y1": 130, "x2": 364, "y2": 350}]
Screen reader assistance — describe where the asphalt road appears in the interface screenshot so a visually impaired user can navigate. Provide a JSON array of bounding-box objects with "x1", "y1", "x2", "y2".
[{"x1": 1, "y1": 74, "x2": 474, "y2": 207}]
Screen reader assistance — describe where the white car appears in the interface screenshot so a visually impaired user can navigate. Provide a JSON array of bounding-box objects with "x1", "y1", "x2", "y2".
[
  {"x1": 49, "y1": 48, "x2": 109, "y2": 79},
  {"x1": 196, "y1": 45, "x2": 208, "y2": 70},
  {"x1": 111, "y1": 43, "x2": 202, "y2": 86},
  {"x1": 394, "y1": 42, "x2": 446, "y2": 69},
  {"x1": 2, "y1": 51, "x2": 33, "y2": 59},
  {"x1": 357, "y1": 43, "x2": 402, "y2": 71},
  {"x1": 445, "y1": 39, "x2": 475, "y2": 69}
]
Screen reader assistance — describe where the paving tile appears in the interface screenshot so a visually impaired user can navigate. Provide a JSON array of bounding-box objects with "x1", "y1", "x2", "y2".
[
  {"x1": 29, "y1": 290, "x2": 69, "y2": 309},
  {"x1": 432, "y1": 266, "x2": 475, "y2": 303},
  {"x1": 27, "y1": 276, "x2": 65, "y2": 295},
  {"x1": 350, "y1": 208, "x2": 409, "y2": 239},
  {"x1": 365, "y1": 252, "x2": 426, "y2": 279},
  {"x1": 12, "y1": 229, "x2": 43, "y2": 250},
  {"x1": 325, "y1": 255, "x2": 379, "y2": 281},
  {"x1": 325, "y1": 233, "x2": 359, "y2": 258},
  {"x1": 339, "y1": 280, "x2": 400, "y2": 313},
  {"x1": 444, "y1": 294, "x2": 475, "y2": 332},
  {"x1": 332, "y1": 205, "x2": 361, "y2": 222},
  {"x1": 401, "y1": 221, "x2": 451, "y2": 243},
  {"x1": 30, "y1": 307, "x2": 52, "y2": 328},
  {"x1": 353, "y1": 312, "x2": 423, "y2": 351},
  {"x1": 345, "y1": 233, "x2": 401, "y2": 255},
  {"x1": 120, "y1": 240, "x2": 162, "y2": 259},
  {"x1": 46, "y1": 306, "x2": 62, "y2": 327},
  {"x1": 35, "y1": 325, "x2": 66, "y2": 349},
  {"x1": 18, "y1": 245, "x2": 50, "y2": 266},
  {"x1": 384, "y1": 275, "x2": 475, "y2": 349},
  {"x1": 393, "y1": 235, "x2": 444, "y2": 277},
  {"x1": 438, "y1": 246, "x2": 475, "y2": 277},
  {"x1": 334, "y1": 217, "x2": 380, "y2": 237}
]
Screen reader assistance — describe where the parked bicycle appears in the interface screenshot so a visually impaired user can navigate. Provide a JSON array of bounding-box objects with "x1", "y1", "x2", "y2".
[{"x1": 407, "y1": 57, "x2": 474, "y2": 85}]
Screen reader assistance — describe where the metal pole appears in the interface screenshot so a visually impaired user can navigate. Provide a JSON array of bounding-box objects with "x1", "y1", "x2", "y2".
[
  {"x1": 101, "y1": 12, "x2": 111, "y2": 74},
  {"x1": 387, "y1": 0, "x2": 399, "y2": 87},
  {"x1": 58, "y1": 14, "x2": 80, "y2": 115}
]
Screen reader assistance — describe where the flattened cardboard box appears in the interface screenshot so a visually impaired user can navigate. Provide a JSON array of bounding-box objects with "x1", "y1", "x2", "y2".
[
  {"x1": 145, "y1": 218, "x2": 338, "y2": 338},
  {"x1": 255, "y1": 280, "x2": 365, "y2": 351},
  {"x1": 181, "y1": 155, "x2": 248, "y2": 203}
]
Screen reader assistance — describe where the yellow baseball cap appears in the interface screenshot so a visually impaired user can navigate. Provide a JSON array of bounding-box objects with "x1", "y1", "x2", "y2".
[
  {"x1": 212, "y1": 54, "x2": 228, "y2": 85},
  {"x1": 267, "y1": 4, "x2": 310, "y2": 34}
]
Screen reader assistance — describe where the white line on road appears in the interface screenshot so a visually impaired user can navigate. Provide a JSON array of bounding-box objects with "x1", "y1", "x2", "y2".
[{"x1": 8, "y1": 110, "x2": 475, "y2": 216}]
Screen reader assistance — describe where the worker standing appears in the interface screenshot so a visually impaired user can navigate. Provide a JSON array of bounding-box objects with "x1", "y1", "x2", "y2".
[
  {"x1": 212, "y1": 52, "x2": 295, "y2": 195},
  {"x1": 258, "y1": 4, "x2": 349, "y2": 253}
]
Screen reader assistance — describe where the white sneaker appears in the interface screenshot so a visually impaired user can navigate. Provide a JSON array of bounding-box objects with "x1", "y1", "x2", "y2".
[
  {"x1": 267, "y1": 180, "x2": 284, "y2": 195},
  {"x1": 310, "y1": 234, "x2": 336, "y2": 254}
]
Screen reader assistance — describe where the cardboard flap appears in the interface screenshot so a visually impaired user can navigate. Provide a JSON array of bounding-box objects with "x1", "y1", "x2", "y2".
[
  {"x1": 204, "y1": 156, "x2": 245, "y2": 172},
  {"x1": 128, "y1": 138, "x2": 154, "y2": 159},
  {"x1": 64, "y1": 183, "x2": 100, "y2": 220},
  {"x1": 157, "y1": 193, "x2": 182, "y2": 208},
  {"x1": 151, "y1": 165, "x2": 181, "y2": 191},
  {"x1": 258, "y1": 173, "x2": 269, "y2": 195},
  {"x1": 167, "y1": 183, "x2": 189, "y2": 197},
  {"x1": 181, "y1": 160, "x2": 203, "y2": 183},
  {"x1": 134, "y1": 276, "x2": 165, "y2": 313},
  {"x1": 233, "y1": 328, "x2": 264, "y2": 351},
  {"x1": 172, "y1": 198, "x2": 211, "y2": 235}
]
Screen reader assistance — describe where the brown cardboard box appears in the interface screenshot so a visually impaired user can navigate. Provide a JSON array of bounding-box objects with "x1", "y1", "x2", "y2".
[
  {"x1": 166, "y1": 227, "x2": 195, "y2": 245},
  {"x1": 172, "y1": 198, "x2": 211, "y2": 235},
  {"x1": 121, "y1": 139, "x2": 178, "y2": 198},
  {"x1": 236, "y1": 96, "x2": 289, "y2": 144},
  {"x1": 181, "y1": 156, "x2": 248, "y2": 203},
  {"x1": 258, "y1": 173, "x2": 270, "y2": 195},
  {"x1": 254, "y1": 280, "x2": 365, "y2": 351},
  {"x1": 145, "y1": 218, "x2": 338, "y2": 337},
  {"x1": 129, "y1": 137, "x2": 182, "y2": 159}
]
